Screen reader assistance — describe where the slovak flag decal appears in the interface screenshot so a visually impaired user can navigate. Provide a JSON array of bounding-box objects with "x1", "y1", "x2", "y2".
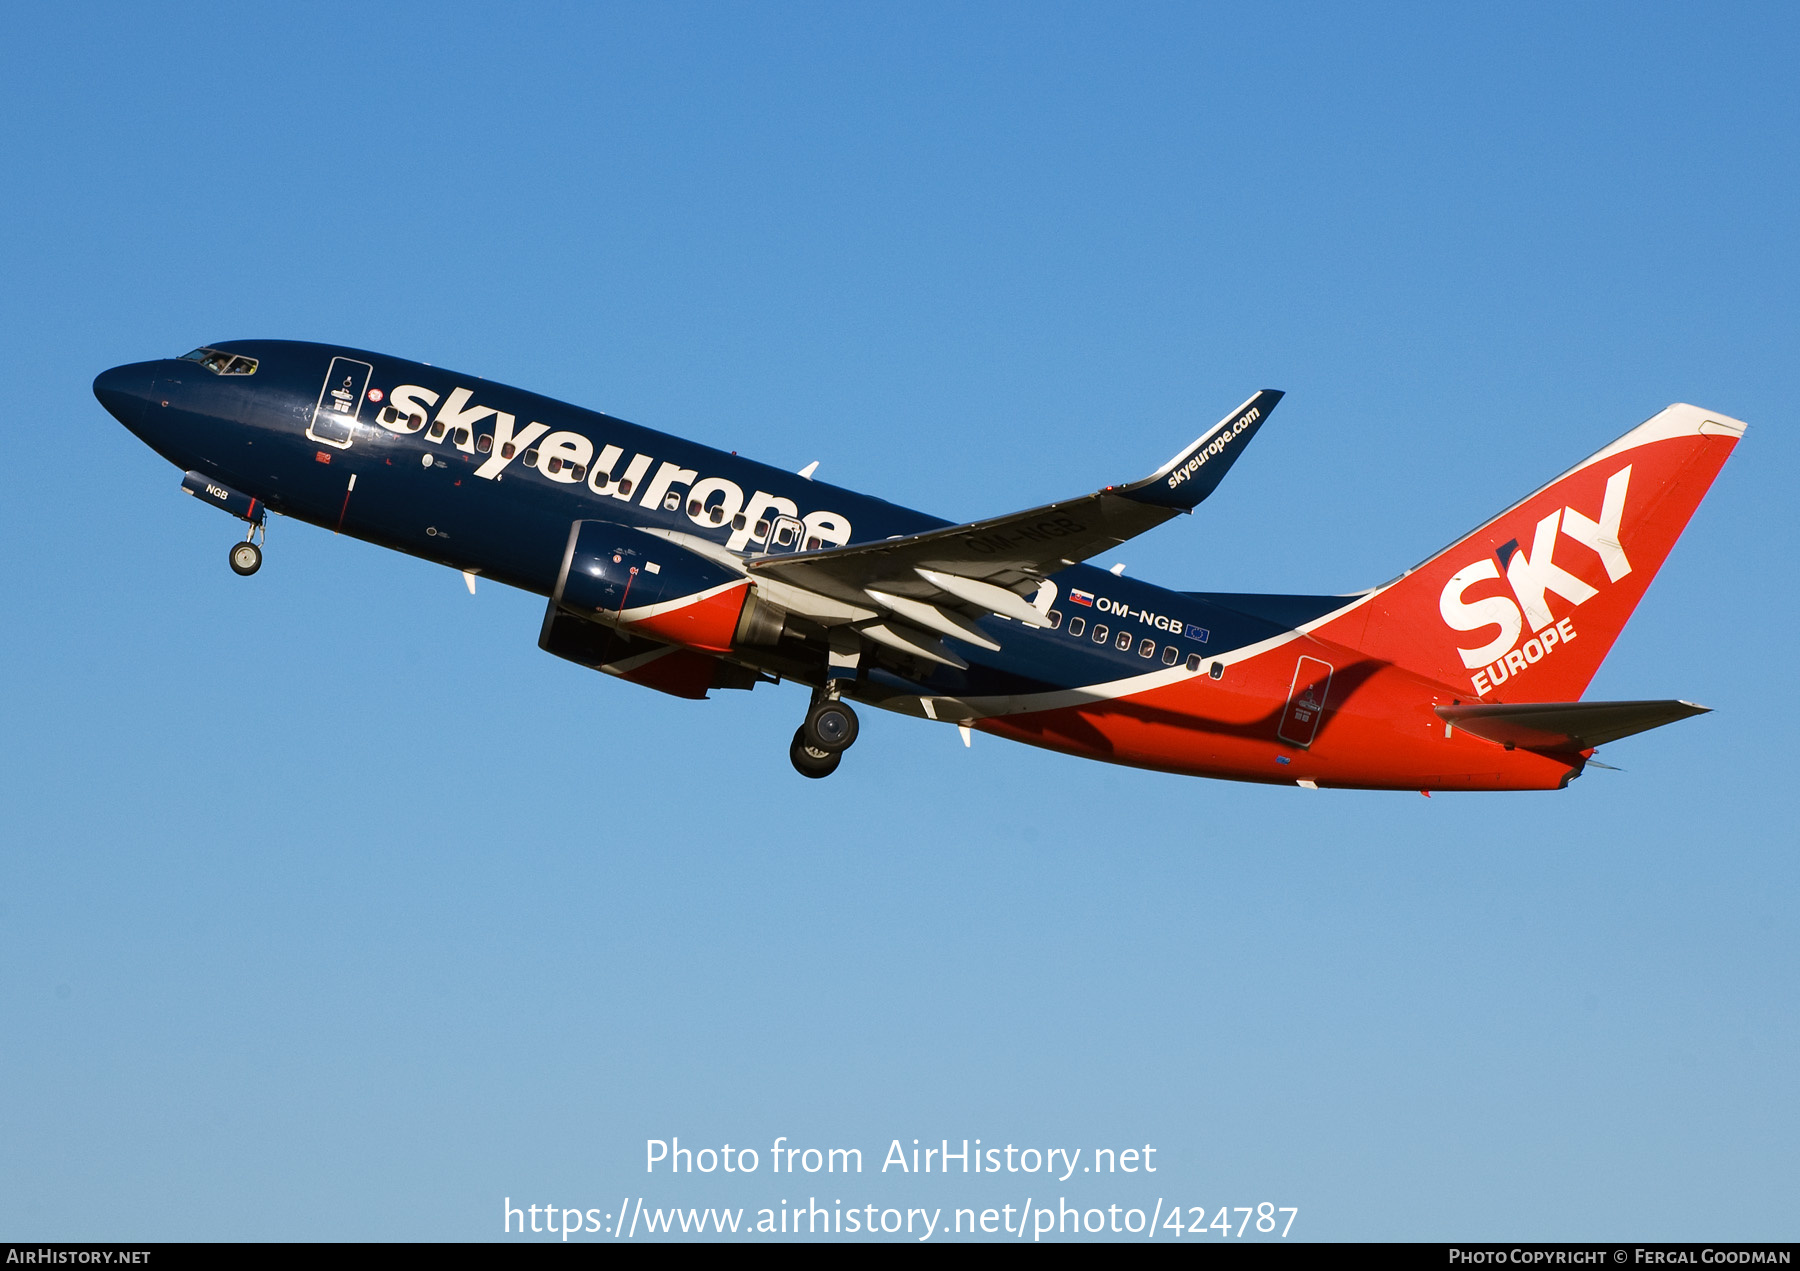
[{"x1": 1069, "y1": 588, "x2": 1095, "y2": 606}]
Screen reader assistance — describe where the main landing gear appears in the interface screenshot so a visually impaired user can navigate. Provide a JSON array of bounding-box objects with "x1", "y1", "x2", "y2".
[
  {"x1": 228, "y1": 520, "x2": 266, "y2": 576},
  {"x1": 789, "y1": 687, "x2": 860, "y2": 779}
]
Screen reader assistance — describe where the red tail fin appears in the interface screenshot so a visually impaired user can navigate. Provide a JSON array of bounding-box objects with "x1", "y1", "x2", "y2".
[{"x1": 1313, "y1": 404, "x2": 1746, "y2": 702}]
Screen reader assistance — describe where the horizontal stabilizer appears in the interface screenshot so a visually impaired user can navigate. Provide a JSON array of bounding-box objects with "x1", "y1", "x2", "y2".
[{"x1": 1434, "y1": 699, "x2": 1710, "y2": 751}]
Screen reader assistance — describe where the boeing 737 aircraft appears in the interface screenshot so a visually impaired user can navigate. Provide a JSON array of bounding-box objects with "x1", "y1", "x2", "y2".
[{"x1": 94, "y1": 342, "x2": 1743, "y2": 788}]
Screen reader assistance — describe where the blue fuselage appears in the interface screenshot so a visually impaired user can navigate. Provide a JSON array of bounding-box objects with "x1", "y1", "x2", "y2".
[{"x1": 95, "y1": 340, "x2": 1334, "y2": 706}]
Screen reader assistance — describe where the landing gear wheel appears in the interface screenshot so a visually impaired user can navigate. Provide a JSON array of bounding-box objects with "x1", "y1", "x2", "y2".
[
  {"x1": 802, "y1": 699, "x2": 859, "y2": 752},
  {"x1": 790, "y1": 728, "x2": 842, "y2": 779},
  {"x1": 229, "y1": 541, "x2": 263, "y2": 576}
]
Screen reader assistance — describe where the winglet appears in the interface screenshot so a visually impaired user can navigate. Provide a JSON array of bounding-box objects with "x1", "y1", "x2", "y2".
[{"x1": 1123, "y1": 389, "x2": 1283, "y2": 510}]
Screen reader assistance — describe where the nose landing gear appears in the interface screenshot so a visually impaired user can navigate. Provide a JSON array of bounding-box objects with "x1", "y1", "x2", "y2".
[
  {"x1": 229, "y1": 540, "x2": 262, "y2": 576},
  {"x1": 178, "y1": 471, "x2": 268, "y2": 577},
  {"x1": 789, "y1": 686, "x2": 859, "y2": 778},
  {"x1": 228, "y1": 520, "x2": 266, "y2": 576}
]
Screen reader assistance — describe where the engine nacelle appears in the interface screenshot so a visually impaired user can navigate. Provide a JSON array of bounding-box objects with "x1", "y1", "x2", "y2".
[
  {"x1": 539, "y1": 606, "x2": 758, "y2": 699},
  {"x1": 554, "y1": 520, "x2": 751, "y2": 655}
]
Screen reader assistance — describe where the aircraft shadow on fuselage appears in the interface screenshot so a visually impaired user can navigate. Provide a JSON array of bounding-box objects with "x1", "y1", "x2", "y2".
[{"x1": 998, "y1": 656, "x2": 1395, "y2": 758}]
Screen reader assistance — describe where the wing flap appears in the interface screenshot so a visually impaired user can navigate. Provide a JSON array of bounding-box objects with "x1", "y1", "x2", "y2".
[
  {"x1": 915, "y1": 568, "x2": 1048, "y2": 626},
  {"x1": 865, "y1": 589, "x2": 1003, "y2": 650},
  {"x1": 861, "y1": 620, "x2": 968, "y2": 669},
  {"x1": 1434, "y1": 699, "x2": 1710, "y2": 750}
]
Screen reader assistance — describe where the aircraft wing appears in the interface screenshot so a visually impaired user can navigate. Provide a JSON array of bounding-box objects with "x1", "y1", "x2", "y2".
[{"x1": 749, "y1": 391, "x2": 1282, "y2": 646}]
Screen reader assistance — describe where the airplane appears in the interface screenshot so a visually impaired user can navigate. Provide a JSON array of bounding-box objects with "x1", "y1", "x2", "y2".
[{"x1": 93, "y1": 341, "x2": 1745, "y2": 790}]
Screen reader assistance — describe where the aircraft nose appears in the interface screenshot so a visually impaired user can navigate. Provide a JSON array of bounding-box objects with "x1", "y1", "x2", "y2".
[{"x1": 93, "y1": 362, "x2": 153, "y2": 426}]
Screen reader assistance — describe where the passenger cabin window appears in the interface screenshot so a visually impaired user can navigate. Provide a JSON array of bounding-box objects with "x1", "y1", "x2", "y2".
[
  {"x1": 1045, "y1": 609, "x2": 1062, "y2": 630},
  {"x1": 1091, "y1": 624, "x2": 1108, "y2": 643},
  {"x1": 1067, "y1": 616, "x2": 1085, "y2": 637},
  {"x1": 1138, "y1": 638, "x2": 1156, "y2": 658},
  {"x1": 1186, "y1": 654, "x2": 1202, "y2": 673},
  {"x1": 1162, "y1": 646, "x2": 1178, "y2": 665},
  {"x1": 179, "y1": 348, "x2": 257, "y2": 375},
  {"x1": 1209, "y1": 662, "x2": 1225, "y2": 680},
  {"x1": 1115, "y1": 631, "x2": 1132, "y2": 651}
]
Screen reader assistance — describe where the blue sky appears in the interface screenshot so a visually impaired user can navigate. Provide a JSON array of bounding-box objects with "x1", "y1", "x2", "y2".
[{"x1": 1, "y1": 2, "x2": 1794, "y2": 1241}]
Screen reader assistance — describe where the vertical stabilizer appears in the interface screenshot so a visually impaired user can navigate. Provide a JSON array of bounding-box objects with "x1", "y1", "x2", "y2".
[{"x1": 1310, "y1": 404, "x2": 1745, "y2": 702}]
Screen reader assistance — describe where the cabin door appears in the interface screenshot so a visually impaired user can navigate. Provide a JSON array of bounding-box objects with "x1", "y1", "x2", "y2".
[
  {"x1": 1277, "y1": 656, "x2": 1334, "y2": 748},
  {"x1": 306, "y1": 356, "x2": 372, "y2": 450}
]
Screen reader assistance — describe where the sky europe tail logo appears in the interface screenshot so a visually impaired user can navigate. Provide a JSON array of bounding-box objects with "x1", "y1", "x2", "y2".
[{"x1": 1438, "y1": 465, "x2": 1632, "y2": 697}]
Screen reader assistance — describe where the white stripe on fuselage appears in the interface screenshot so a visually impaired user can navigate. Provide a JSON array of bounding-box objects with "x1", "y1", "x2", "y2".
[{"x1": 928, "y1": 620, "x2": 1335, "y2": 721}]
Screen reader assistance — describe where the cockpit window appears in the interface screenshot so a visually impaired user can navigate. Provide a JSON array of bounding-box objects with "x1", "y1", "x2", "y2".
[
  {"x1": 179, "y1": 347, "x2": 258, "y2": 375},
  {"x1": 180, "y1": 348, "x2": 231, "y2": 372}
]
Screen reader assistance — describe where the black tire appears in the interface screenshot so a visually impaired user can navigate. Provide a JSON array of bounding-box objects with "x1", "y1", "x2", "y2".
[
  {"x1": 229, "y1": 541, "x2": 262, "y2": 576},
  {"x1": 802, "y1": 699, "x2": 859, "y2": 752},
  {"x1": 790, "y1": 727, "x2": 841, "y2": 779}
]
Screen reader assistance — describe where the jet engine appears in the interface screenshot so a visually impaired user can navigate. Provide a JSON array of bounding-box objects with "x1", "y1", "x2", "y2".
[{"x1": 553, "y1": 519, "x2": 754, "y2": 655}]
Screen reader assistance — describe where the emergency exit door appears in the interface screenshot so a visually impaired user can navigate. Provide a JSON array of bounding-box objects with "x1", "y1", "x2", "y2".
[{"x1": 766, "y1": 514, "x2": 806, "y2": 553}]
